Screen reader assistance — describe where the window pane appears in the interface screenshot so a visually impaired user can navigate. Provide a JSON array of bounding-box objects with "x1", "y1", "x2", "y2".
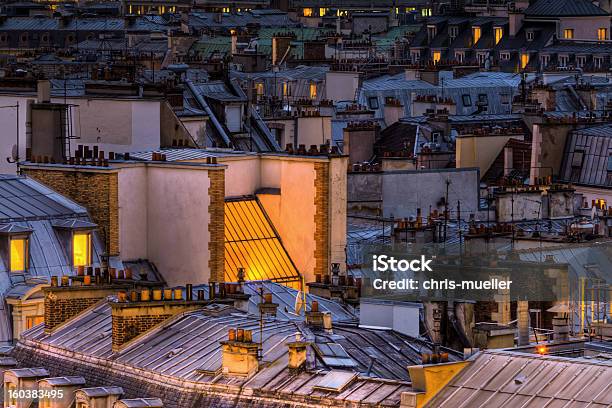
[
  {"x1": 26, "y1": 315, "x2": 44, "y2": 329},
  {"x1": 73, "y1": 233, "x2": 91, "y2": 266},
  {"x1": 10, "y1": 238, "x2": 26, "y2": 272}
]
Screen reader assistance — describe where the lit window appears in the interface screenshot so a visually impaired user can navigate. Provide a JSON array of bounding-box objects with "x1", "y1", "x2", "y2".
[
  {"x1": 10, "y1": 237, "x2": 27, "y2": 272},
  {"x1": 598, "y1": 28, "x2": 607, "y2": 41},
  {"x1": 309, "y1": 82, "x2": 317, "y2": 99},
  {"x1": 73, "y1": 232, "x2": 91, "y2": 267},
  {"x1": 472, "y1": 27, "x2": 481, "y2": 45},
  {"x1": 421, "y1": 8, "x2": 431, "y2": 17},
  {"x1": 255, "y1": 82, "x2": 264, "y2": 97},
  {"x1": 433, "y1": 50, "x2": 441, "y2": 64},
  {"x1": 494, "y1": 27, "x2": 503, "y2": 45},
  {"x1": 320, "y1": 8, "x2": 326, "y2": 16},
  {"x1": 282, "y1": 82, "x2": 288, "y2": 97},
  {"x1": 303, "y1": 8, "x2": 313, "y2": 17},
  {"x1": 564, "y1": 29, "x2": 574, "y2": 39},
  {"x1": 26, "y1": 315, "x2": 44, "y2": 329},
  {"x1": 521, "y1": 53, "x2": 529, "y2": 69}
]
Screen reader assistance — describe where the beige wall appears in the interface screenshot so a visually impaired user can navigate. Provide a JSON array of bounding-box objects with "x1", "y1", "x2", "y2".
[
  {"x1": 325, "y1": 71, "x2": 362, "y2": 102},
  {"x1": 559, "y1": 16, "x2": 611, "y2": 40},
  {"x1": 329, "y1": 156, "x2": 348, "y2": 275},
  {"x1": 296, "y1": 116, "x2": 332, "y2": 147},
  {"x1": 0, "y1": 95, "x2": 34, "y2": 174},
  {"x1": 457, "y1": 135, "x2": 522, "y2": 178},
  {"x1": 118, "y1": 165, "x2": 148, "y2": 260}
]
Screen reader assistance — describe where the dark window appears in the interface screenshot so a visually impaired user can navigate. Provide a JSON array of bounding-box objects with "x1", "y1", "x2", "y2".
[
  {"x1": 368, "y1": 97, "x2": 379, "y2": 110},
  {"x1": 572, "y1": 150, "x2": 584, "y2": 168},
  {"x1": 501, "y1": 93, "x2": 510, "y2": 104},
  {"x1": 607, "y1": 155, "x2": 612, "y2": 172},
  {"x1": 478, "y1": 94, "x2": 488, "y2": 105},
  {"x1": 462, "y1": 94, "x2": 472, "y2": 107}
]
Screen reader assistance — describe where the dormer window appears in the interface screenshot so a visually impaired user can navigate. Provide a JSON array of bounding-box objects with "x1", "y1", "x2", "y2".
[
  {"x1": 449, "y1": 26, "x2": 458, "y2": 40},
  {"x1": 52, "y1": 219, "x2": 97, "y2": 268},
  {"x1": 309, "y1": 82, "x2": 317, "y2": 99},
  {"x1": 526, "y1": 31, "x2": 535, "y2": 41},
  {"x1": 598, "y1": 28, "x2": 607, "y2": 41},
  {"x1": 472, "y1": 27, "x2": 481, "y2": 45},
  {"x1": 73, "y1": 232, "x2": 92, "y2": 267},
  {"x1": 0, "y1": 224, "x2": 32, "y2": 273},
  {"x1": 494, "y1": 27, "x2": 503, "y2": 45},
  {"x1": 501, "y1": 52, "x2": 511, "y2": 60},
  {"x1": 563, "y1": 29, "x2": 574, "y2": 40},
  {"x1": 427, "y1": 25, "x2": 437, "y2": 42},
  {"x1": 10, "y1": 236, "x2": 28, "y2": 272}
]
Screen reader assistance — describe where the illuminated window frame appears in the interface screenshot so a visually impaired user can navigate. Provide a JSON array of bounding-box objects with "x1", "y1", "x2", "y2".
[
  {"x1": 303, "y1": 7, "x2": 313, "y2": 17},
  {"x1": 563, "y1": 29, "x2": 574, "y2": 39},
  {"x1": 73, "y1": 231, "x2": 92, "y2": 267},
  {"x1": 494, "y1": 27, "x2": 503, "y2": 45},
  {"x1": 472, "y1": 26, "x2": 481, "y2": 45},
  {"x1": 433, "y1": 50, "x2": 441, "y2": 64},
  {"x1": 9, "y1": 236, "x2": 28, "y2": 273},
  {"x1": 309, "y1": 82, "x2": 317, "y2": 99},
  {"x1": 598, "y1": 27, "x2": 607, "y2": 41},
  {"x1": 521, "y1": 53, "x2": 530, "y2": 69}
]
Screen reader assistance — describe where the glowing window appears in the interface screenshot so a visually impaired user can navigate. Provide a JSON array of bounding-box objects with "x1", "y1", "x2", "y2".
[
  {"x1": 282, "y1": 82, "x2": 288, "y2": 97},
  {"x1": 598, "y1": 28, "x2": 607, "y2": 40},
  {"x1": 563, "y1": 29, "x2": 574, "y2": 39},
  {"x1": 73, "y1": 232, "x2": 91, "y2": 267},
  {"x1": 521, "y1": 53, "x2": 529, "y2": 69},
  {"x1": 320, "y1": 8, "x2": 326, "y2": 16},
  {"x1": 309, "y1": 82, "x2": 317, "y2": 99},
  {"x1": 433, "y1": 51, "x2": 441, "y2": 64},
  {"x1": 10, "y1": 237, "x2": 27, "y2": 272},
  {"x1": 494, "y1": 27, "x2": 503, "y2": 45},
  {"x1": 421, "y1": 8, "x2": 431, "y2": 16},
  {"x1": 472, "y1": 27, "x2": 481, "y2": 45},
  {"x1": 255, "y1": 82, "x2": 264, "y2": 96},
  {"x1": 303, "y1": 8, "x2": 313, "y2": 17},
  {"x1": 26, "y1": 315, "x2": 44, "y2": 329}
]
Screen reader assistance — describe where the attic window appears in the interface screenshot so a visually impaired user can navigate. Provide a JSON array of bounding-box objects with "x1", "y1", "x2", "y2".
[
  {"x1": 427, "y1": 25, "x2": 437, "y2": 42},
  {"x1": 598, "y1": 28, "x2": 607, "y2": 41},
  {"x1": 521, "y1": 53, "x2": 530, "y2": 69},
  {"x1": 563, "y1": 29, "x2": 574, "y2": 40},
  {"x1": 368, "y1": 97, "x2": 379, "y2": 110},
  {"x1": 73, "y1": 232, "x2": 92, "y2": 267},
  {"x1": 494, "y1": 27, "x2": 503, "y2": 45},
  {"x1": 472, "y1": 27, "x2": 481, "y2": 45},
  {"x1": 501, "y1": 52, "x2": 510, "y2": 61},
  {"x1": 309, "y1": 82, "x2": 317, "y2": 99},
  {"x1": 462, "y1": 94, "x2": 472, "y2": 107},
  {"x1": 433, "y1": 50, "x2": 441, "y2": 64},
  {"x1": 572, "y1": 150, "x2": 584, "y2": 168},
  {"x1": 449, "y1": 26, "x2": 458, "y2": 40},
  {"x1": 608, "y1": 155, "x2": 612, "y2": 172},
  {"x1": 526, "y1": 31, "x2": 534, "y2": 41},
  {"x1": 303, "y1": 8, "x2": 313, "y2": 17},
  {"x1": 10, "y1": 236, "x2": 28, "y2": 272}
]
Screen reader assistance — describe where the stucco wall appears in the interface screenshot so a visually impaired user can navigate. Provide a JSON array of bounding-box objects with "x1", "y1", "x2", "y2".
[
  {"x1": 117, "y1": 165, "x2": 148, "y2": 260},
  {"x1": 456, "y1": 135, "x2": 522, "y2": 178},
  {"x1": 382, "y1": 168, "x2": 480, "y2": 220},
  {"x1": 559, "y1": 16, "x2": 611, "y2": 40},
  {"x1": 145, "y1": 166, "x2": 212, "y2": 285},
  {"x1": 325, "y1": 71, "x2": 361, "y2": 103}
]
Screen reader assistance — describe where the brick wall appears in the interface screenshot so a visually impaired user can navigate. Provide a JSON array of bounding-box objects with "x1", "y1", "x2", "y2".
[
  {"x1": 44, "y1": 295, "x2": 101, "y2": 334},
  {"x1": 313, "y1": 162, "x2": 330, "y2": 281},
  {"x1": 23, "y1": 168, "x2": 119, "y2": 257},
  {"x1": 43, "y1": 286, "x2": 127, "y2": 334},
  {"x1": 208, "y1": 169, "x2": 225, "y2": 283},
  {"x1": 112, "y1": 314, "x2": 172, "y2": 351}
]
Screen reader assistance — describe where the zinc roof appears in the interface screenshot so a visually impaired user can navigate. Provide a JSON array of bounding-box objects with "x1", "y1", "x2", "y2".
[
  {"x1": 425, "y1": 350, "x2": 612, "y2": 408},
  {"x1": 524, "y1": 0, "x2": 609, "y2": 17}
]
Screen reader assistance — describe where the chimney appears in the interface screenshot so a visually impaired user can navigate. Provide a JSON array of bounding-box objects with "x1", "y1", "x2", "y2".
[
  {"x1": 221, "y1": 328, "x2": 259, "y2": 377},
  {"x1": 287, "y1": 334, "x2": 310, "y2": 370},
  {"x1": 305, "y1": 301, "x2": 333, "y2": 332},
  {"x1": 509, "y1": 10, "x2": 524, "y2": 37},
  {"x1": 37, "y1": 80, "x2": 51, "y2": 103},
  {"x1": 110, "y1": 286, "x2": 217, "y2": 352},
  {"x1": 272, "y1": 35, "x2": 292, "y2": 66},
  {"x1": 258, "y1": 292, "x2": 279, "y2": 317},
  {"x1": 517, "y1": 300, "x2": 530, "y2": 346},
  {"x1": 552, "y1": 316, "x2": 570, "y2": 342},
  {"x1": 230, "y1": 29, "x2": 238, "y2": 55},
  {"x1": 503, "y1": 146, "x2": 513, "y2": 176},
  {"x1": 383, "y1": 97, "x2": 404, "y2": 126},
  {"x1": 44, "y1": 281, "x2": 131, "y2": 334},
  {"x1": 343, "y1": 121, "x2": 380, "y2": 165}
]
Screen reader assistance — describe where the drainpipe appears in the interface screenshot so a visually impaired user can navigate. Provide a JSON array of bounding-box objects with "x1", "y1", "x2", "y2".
[{"x1": 185, "y1": 79, "x2": 232, "y2": 147}]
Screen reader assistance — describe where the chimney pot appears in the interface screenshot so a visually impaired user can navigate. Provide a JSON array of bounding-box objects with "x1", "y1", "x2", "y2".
[
  {"x1": 130, "y1": 291, "x2": 139, "y2": 302},
  {"x1": 174, "y1": 288, "x2": 183, "y2": 300},
  {"x1": 186, "y1": 284, "x2": 193, "y2": 301},
  {"x1": 197, "y1": 289, "x2": 205, "y2": 301},
  {"x1": 229, "y1": 328, "x2": 236, "y2": 341},
  {"x1": 244, "y1": 329, "x2": 253, "y2": 342},
  {"x1": 140, "y1": 289, "x2": 150, "y2": 301},
  {"x1": 61, "y1": 275, "x2": 70, "y2": 286},
  {"x1": 152, "y1": 289, "x2": 163, "y2": 301},
  {"x1": 50, "y1": 276, "x2": 58, "y2": 287},
  {"x1": 83, "y1": 275, "x2": 91, "y2": 286},
  {"x1": 311, "y1": 300, "x2": 319, "y2": 312},
  {"x1": 237, "y1": 328, "x2": 245, "y2": 342},
  {"x1": 118, "y1": 291, "x2": 128, "y2": 302},
  {"x1": 164, "y1": 288, "x2": 173, "y2": 300}
]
